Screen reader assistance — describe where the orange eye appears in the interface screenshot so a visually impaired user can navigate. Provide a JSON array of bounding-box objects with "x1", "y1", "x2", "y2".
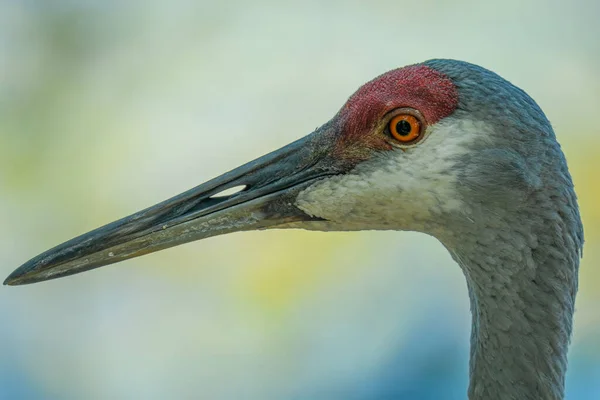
[{"x1": 389, "y1": 114, "x2": 421, "y2": 143}]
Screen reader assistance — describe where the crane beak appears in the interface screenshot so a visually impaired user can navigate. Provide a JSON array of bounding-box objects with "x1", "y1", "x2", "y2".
[{"x1": 4, "y1": 123, "x2": 345, "y2": 286}]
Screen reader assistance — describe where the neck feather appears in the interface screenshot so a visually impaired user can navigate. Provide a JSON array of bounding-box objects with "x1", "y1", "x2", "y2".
[{"x1": 446, "y1": 212, "x2": 581, "y2": 400}]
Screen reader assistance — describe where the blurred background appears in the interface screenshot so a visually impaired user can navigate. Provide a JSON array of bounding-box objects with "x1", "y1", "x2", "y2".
[{"x1": 1, "y1": 0, "x2": 599, "y2": 399}]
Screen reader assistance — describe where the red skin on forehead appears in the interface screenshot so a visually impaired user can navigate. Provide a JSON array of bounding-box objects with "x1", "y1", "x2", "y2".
[{"x1": 339, "y1": 64, "x2": 459, "y2": 140}]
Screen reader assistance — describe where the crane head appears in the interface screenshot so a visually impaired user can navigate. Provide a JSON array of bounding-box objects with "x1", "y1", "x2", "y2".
[{"x1": 5, "y1": 59, "x2": 565, "y2": 285}]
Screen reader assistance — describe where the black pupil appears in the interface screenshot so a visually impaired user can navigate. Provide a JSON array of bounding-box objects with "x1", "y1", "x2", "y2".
[{"x1": 396, "y1": 120, "x2": 412, "y2": 136}]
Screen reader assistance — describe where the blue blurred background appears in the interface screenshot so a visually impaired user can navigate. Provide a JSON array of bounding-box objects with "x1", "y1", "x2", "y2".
[{"x1": 1, "y1": 1, "x2": 599, "y2": 399}]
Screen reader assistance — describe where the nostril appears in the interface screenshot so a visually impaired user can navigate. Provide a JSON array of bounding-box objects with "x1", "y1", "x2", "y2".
[{"x1": 209, "y1": 185, "x2": 247, "y2": 199}]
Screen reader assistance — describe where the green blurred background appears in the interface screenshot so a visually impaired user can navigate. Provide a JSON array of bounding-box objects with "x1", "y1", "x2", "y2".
[{"x1": 1, "y1": 1, "x2": 599, "y2": 399}]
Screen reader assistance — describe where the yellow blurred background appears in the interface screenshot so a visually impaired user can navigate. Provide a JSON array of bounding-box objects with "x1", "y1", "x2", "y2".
[{"x1": 1, "y1": 1, "x2": 598, "y2": 399}]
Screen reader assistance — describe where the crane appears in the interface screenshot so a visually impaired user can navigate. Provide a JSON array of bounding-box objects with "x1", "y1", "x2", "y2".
[{"x1": 4, "y1": 59, "x2": 583, "y2": 400}]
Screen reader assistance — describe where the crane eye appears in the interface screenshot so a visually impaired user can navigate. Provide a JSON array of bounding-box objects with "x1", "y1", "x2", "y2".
[{"x1": 389, "y1": 114, "x2": 421, "y2": 143}]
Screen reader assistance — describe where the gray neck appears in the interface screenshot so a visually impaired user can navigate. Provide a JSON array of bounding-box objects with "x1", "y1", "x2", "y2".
[{"x1": 445, "y1": 216, "x2": 581, "y2": 400}]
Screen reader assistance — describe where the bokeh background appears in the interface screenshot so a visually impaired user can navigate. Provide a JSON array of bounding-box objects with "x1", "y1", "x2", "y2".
[{"x1": 1, "y1": 1, "x2": 599, "y2": 399}]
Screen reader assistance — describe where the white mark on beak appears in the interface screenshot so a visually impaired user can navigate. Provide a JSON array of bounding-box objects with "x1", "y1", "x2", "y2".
[{"x1": 210, "y1": 185, "x2": 247, "y2": 198}]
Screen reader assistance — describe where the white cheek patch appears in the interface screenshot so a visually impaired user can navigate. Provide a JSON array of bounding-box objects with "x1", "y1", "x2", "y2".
[{"x1": 295, "y1": 118, "x2": 491, "y2": 231}]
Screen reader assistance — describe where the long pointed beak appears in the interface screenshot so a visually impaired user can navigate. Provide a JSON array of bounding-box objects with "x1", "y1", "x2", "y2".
[{"x1": 5, "y1": 123, "x2": 344, "y2": 286}]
